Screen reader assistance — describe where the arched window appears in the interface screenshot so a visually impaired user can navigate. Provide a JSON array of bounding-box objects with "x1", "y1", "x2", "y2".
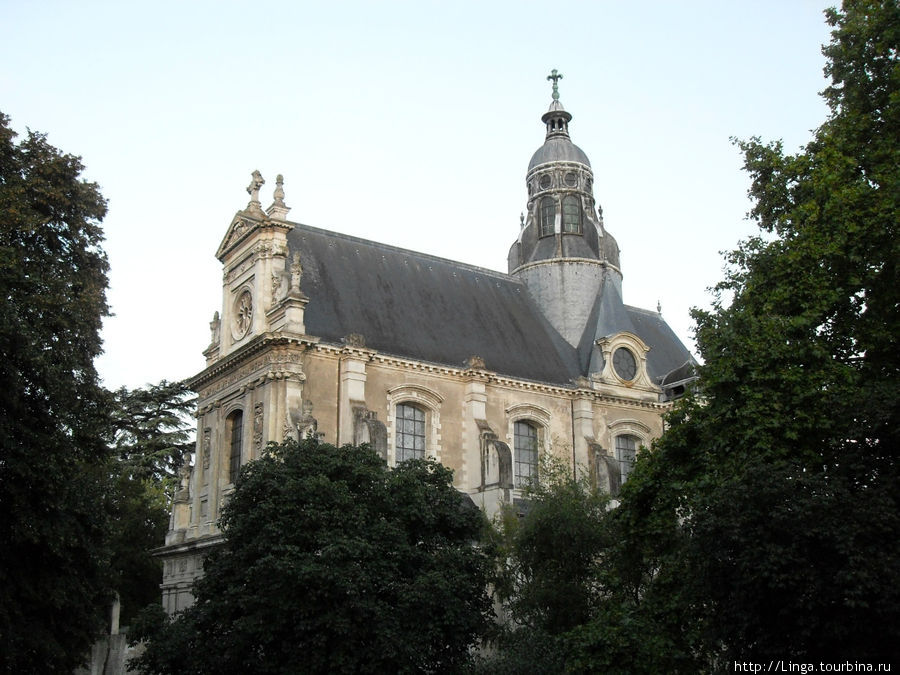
[
  {"x1": 227, "y1": 410, "x2": 243, "y2": 483},
  {"x1": 395, "y1": 403, "x2": 425, "y2": 463},
  {"x1": 615, "y1": 434, "x2": 638, "y2": 482},
  {"x1": 540, "y1": 197, "x2": 556, "y2": 237},
  {"x1": 514, "y1": 421, "x2": 539, "y2": 488},
  {"x1": 562, "y1": 195, "x2": 581, "y2": 234}
]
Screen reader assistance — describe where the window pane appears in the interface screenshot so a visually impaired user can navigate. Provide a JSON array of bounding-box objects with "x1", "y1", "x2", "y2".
[
  {"x1": 514, "y1": 421, "x2": 538, "y2": 488},
  {"x1": 562, "y1": 196, "x2": 581, "y2": 234},
  {"x1": 615, "y1": 435, "x2": 638, "y2": 482},
  {"x1": 540, "y1": 197, "x2": 556, "y2": 237},
  {"x1": 396, "y1": 404, "x2": 425, "y2": 462},
  {"x1": 229, "y1": 411, "x2": 243, "y2": 483}
]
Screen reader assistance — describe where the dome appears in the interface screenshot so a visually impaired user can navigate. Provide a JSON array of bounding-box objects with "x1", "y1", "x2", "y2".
[{"x1": 528, "y1": 136, "x2": 591, "y2": 172}]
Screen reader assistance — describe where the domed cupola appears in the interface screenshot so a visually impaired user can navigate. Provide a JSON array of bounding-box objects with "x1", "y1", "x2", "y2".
[
  {"x1": 510, "y1": 70, "x2": 616, "y2": 271},
  {"x1": 509, "y1": 70, "x2": 624, "y2": 348},
  {"x1": 527, "y1": 73, "x2": 591, "y2": 172}
]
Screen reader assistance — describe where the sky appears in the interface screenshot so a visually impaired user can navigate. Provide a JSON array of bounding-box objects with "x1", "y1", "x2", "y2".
[{"x1": 1, "y1": 0, "x2": 835, "y2": 390}]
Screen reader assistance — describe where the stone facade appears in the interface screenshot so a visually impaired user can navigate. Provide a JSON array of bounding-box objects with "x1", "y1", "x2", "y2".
[{"x1": 157, "y1": 78, "x2": 695, "y2": 613}]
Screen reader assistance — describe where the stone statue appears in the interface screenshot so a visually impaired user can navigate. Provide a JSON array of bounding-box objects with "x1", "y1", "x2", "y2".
[
  {"x1": 290, "y1": 253, "x2": 303, "y2": 295},
  {"x1": 209, "y1": 311, "x2": 221, "y2": 346},
  {"x1": 297, "y1": 400, "x2": 317, "y2": 439},
  {"x1": 202, "y1": 428, "x2": 211, "y2": 470},
  {"x1": 253, "y1": 402, "x2": 264, "y2": 451}
]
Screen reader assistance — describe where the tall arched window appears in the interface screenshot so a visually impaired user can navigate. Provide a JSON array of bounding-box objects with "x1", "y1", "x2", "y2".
[
  {"x1": 615, "y1": 435, "x2": 638, "y2": 482},
  {"x1": 540, "y1": 197, "x2": 556, "y2": 237},
  {"x1": 562, "y1": 195, "x2": 581, "y2": 234},
  {"x1": 395, "y1": 403, "x2": 425, "y2": 463},
  {"x1": 514, "y1": 421, "x2": 538, "y2": 488},
  {"x1": 227, "y1": 410, "x2": 243, "y2": 483}
]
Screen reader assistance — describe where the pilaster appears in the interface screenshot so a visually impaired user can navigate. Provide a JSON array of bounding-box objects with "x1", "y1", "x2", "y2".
[{"x1": 338, "y1": 340, "x2": 372, "y2": 445}]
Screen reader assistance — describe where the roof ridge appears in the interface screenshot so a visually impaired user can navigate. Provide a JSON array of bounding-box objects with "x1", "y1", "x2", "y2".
[
  {"x1": 287, "y1": 221, "x2": 516, "y2": 283},
  {"x1": 624, "y1": 304, "x2": 663, "y2": 317}
]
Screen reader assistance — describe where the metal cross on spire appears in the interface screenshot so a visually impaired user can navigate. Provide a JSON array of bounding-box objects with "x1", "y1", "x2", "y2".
[{"x1": 547, "y1": 69, "x2": 563, "y2": 100}]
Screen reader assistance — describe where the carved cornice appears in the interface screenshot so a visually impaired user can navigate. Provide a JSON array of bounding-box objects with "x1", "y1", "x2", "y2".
[{"x1": 188, "y1": 332, "x2": 319, "y2": 395}]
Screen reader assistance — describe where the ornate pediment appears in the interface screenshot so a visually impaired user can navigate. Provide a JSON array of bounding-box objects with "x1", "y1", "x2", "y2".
[{"x1": 216, "y1": 212, "x2": 263, "y2": 261}]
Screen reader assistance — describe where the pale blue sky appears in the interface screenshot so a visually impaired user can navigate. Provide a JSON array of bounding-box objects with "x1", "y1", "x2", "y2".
[{"x1": 1, "y1": 0, "x2": 834, "y2": 389}]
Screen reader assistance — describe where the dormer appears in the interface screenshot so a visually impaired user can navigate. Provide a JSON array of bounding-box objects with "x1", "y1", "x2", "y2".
[{"x1": 591, "y1": 332, "x2": 660, "y2": 401}]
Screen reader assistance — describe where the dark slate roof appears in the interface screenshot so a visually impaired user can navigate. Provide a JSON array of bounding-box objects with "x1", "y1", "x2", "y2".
[
  {"x1": 624, "y1": 306, "x2": 697, "y2": 382},
  {"x1": 287, "y1": 224, "x2": 581, "y2": 385},
  {"x1": 528, "y1": 137, "x2": 591, "y2": 171},
  {"x1": 286, "y1": 223, "x2": 694, "y2": 388}
]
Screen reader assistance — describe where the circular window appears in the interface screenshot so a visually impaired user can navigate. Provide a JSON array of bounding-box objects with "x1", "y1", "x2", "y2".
[
  {"x1": 613, "y1": 347, "x2": 637, "y2": 381},
  {"x1": 232, "y1": 290, "x2": 253, "y2": 340},
  {"x1": 539, "y1": 174, "x2": 551, "y2": 189},
  {"x1": 565, "y1": 172, "x2": 577, "y2": 187}
]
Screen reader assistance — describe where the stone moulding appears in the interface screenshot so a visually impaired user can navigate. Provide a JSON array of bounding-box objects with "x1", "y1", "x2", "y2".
[{"x1": 188, "y1": 333, "x2": 318, "y2": 392}]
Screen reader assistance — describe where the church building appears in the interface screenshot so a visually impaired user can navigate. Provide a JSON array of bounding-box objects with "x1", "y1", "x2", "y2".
[{"x1": 158, "y1": 73, "x2": 696, "y2": 613}]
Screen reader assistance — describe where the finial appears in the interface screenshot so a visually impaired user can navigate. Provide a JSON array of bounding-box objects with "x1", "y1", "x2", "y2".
[
  {"x1": 266, "y1": 173, "x2": 291, "y2": 219},
  {"x1": 273, "y1": 174, "x2": 286, "y2": 207},
  {"x1": 547, "y1": 69, "x2": 563, "y2": 100},
  {"x1": 519, "y1": 212, "x2": 525, "y2": 228},
  {"x1": 657, "y1": 300, "x2": 662, "y2": 315},
  {"x1": 246, "y1": 170, "x2": 265, "y2": 205}
]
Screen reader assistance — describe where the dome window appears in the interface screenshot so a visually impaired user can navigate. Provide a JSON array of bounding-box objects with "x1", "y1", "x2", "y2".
[
  {"x1": 539, "y1": 174, "x2": 551, "y2": 190},
  {"x1": 540, "y1": 197, "x2": 556, "y2": 237},
  {"x1": 562, "y1": 195, "x2": 581, "y2": 234},
  {"x1": 564, "y1": 172, "x2": 577, "y2": 187}
]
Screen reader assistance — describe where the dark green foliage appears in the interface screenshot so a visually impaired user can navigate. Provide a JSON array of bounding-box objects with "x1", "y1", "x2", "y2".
[
  {"x1": 107, "y1": 380, "x2": 195, "y2": 625},
  {"x1": 0, "y1": 112, "x2": 113, "y2": 672},
  {"x1": 479, "y1": 3, "x2": 900, "y2": 670},
  {"x1": 132, "y1": 438, "x2": 493, "y2": 674},
  {"x1": 566, "y1": 0, "x2": 900, "y2": 668},
  {"x1": 479, "y1": 458, "x2": 610, "y2": 673},
  {"x1": 495, "y1": 457, "x2": 610, "y2": 635},
  {"x1": 106, "y1": 465, "x2": 169, "y2": 626},
  {"x1": 110, "y1": 379, "x2": 195, "y2": 503}
]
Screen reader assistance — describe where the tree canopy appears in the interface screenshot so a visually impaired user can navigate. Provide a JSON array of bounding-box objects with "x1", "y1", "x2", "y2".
[
  {"x1": 107, "y1": 380, "x2": 196, "y2": 626},
  {"x1": 565, "y1": 0, "x2": 900, "y2": 668},
  {"x1": 110, "y1": 379, "x2": 195, "y2": 502},
  {"x1": 132, "y1": 438, "x2": 494, "y2": 674},
  {"x1": 0, "y1": 112, "x2": 113, "y2": 672},
  {"x1": 479, "y1": 1, "x2": 899, "y2": 670}
]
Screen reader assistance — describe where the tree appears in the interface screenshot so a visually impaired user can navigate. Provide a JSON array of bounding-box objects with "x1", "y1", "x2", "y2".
[
  {"x1": 107, "y1": 380, "x2": 195, "y2": 625},
  {"x1": 131, "y1": 438, "x2": 493, "y2": 674},
  {"x1": 110, "y1": 379, "x2": 195, "y2": 503},
  {"x1": 479, "y1": 457, "x2": 611, "y2": 674},
  {"x1": 570, "y1": 0, "x2": 900, "y2": 667},
  {"x1": 0, "y1": 113, "x2": 113, "y2": 671}
]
